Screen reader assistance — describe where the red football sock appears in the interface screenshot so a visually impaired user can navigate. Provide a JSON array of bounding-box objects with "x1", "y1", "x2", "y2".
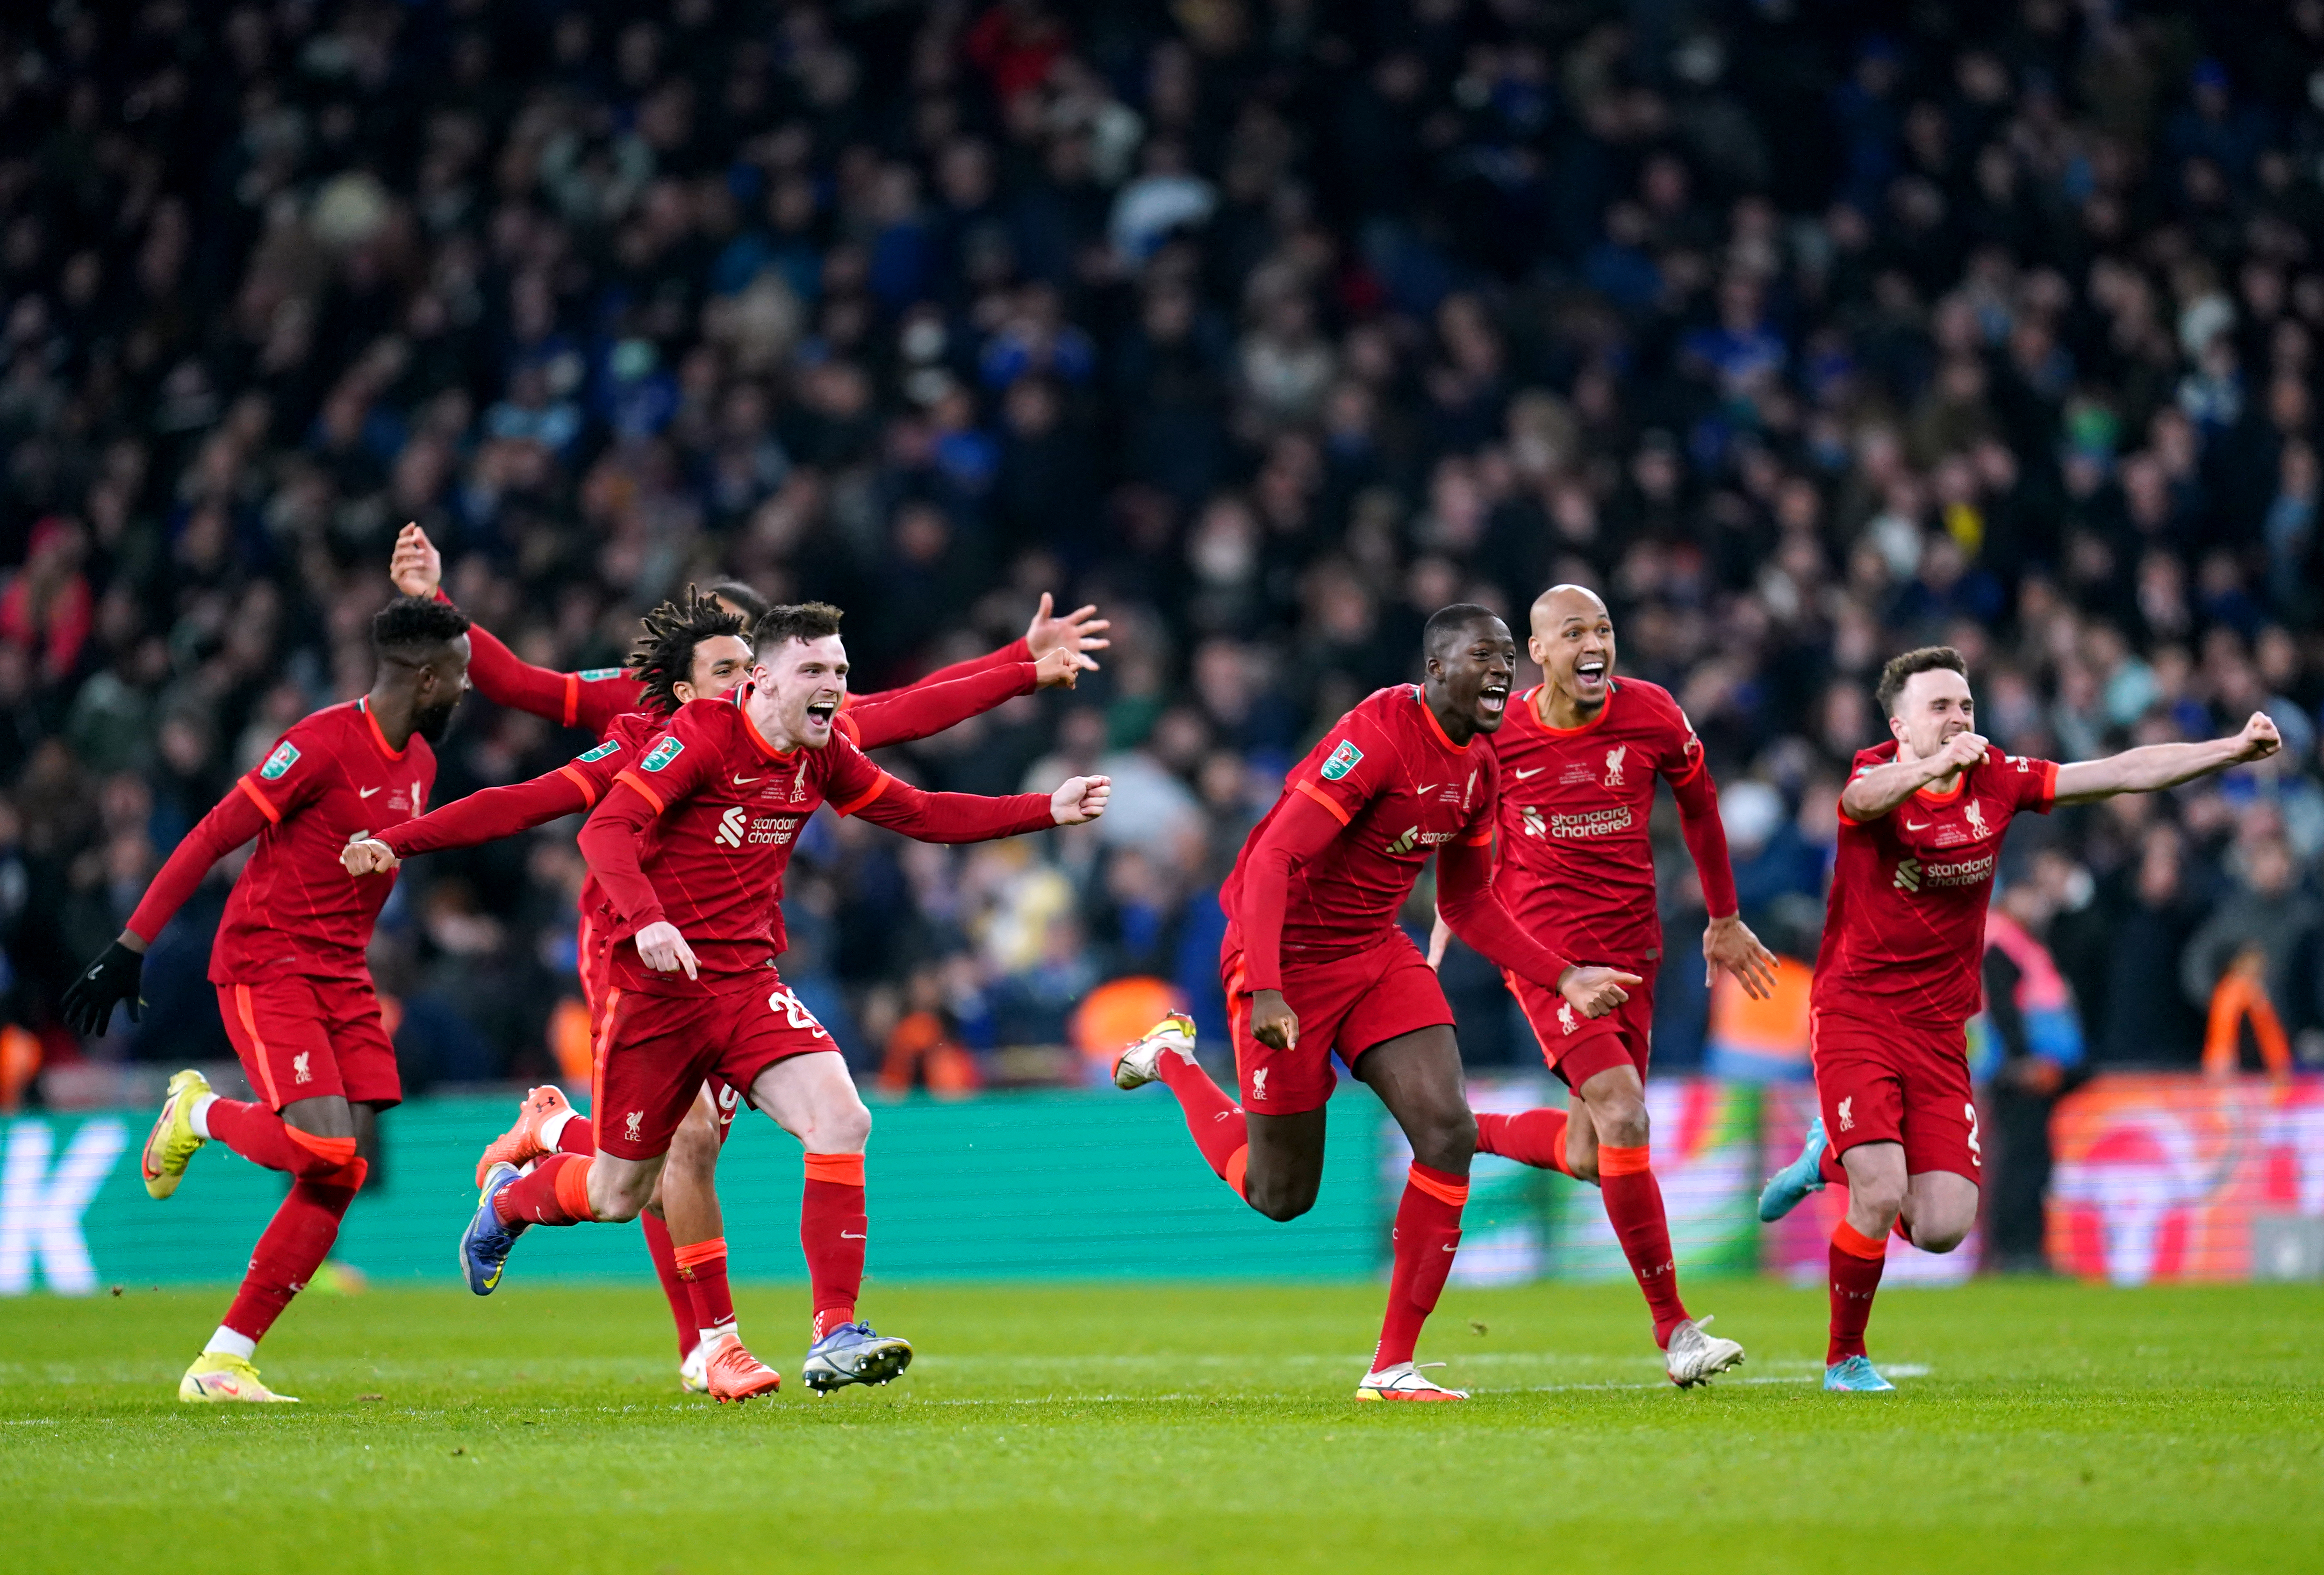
[
  {"x1": 493, "y1": 1152, "x2": 595, "y2": 1225},
  {"x1": 674, "y1": 1236, "x2": 735, "y2": 1340},
  {"x1": 1155, "y1": 1051, "x2": 1248, "y2": 1197},
  {"x1": 221, "y1": 1158, "x2": 365, "y2": 1343},
  {"x1": 204, "y1": 1100, "x2": 356, "y2": 1179},
  {"x1": 639, "y1": 1212, "x2": 697, "y2": 1359},
  {"x1": 1474, "y1": 1108, "x2": 1573, "y2": 1176},
  {"x1": 1372, "y1": 1161, "x2": 1467, "y2": 1372},
  {"x1": 801, "y1": 1153, "x2": 866, "y2": 1339},
  {"x1": 1827, "y1": 1219, "x2": 1888, "y2": 1365},
  {"x1": 552, "y1": 1115, "x2": 595, "y2": 1156},
  {"x1": 1599, "y1": 1143, "x2": 1689, "y2": 1346}
]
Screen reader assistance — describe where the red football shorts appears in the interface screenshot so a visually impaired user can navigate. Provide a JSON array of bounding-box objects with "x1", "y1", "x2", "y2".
[
  {"x1": 1810, "y1": 1007, "x2": 1982, "y2": 1182},
  {"x1": 1221, "y1": 929, "x2": 1454, "y2": 1116},
  {"x1": 576, "y1": 914, "x2": 740, "y2": 1148},
  {"x1": 216, "y1": 976, "x2": 401, "y2": 1110},
  {"x1": 1505, "y1": 962, "x2": 1657, "y2": 1089},
  {"x1": 590, "y1": 969, "x2": 835, "y2": 1160}
]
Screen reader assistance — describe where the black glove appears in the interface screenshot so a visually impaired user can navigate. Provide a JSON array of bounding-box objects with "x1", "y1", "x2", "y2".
[{"x1": 61, "y1": 941, "x2": 145, "y2": 1037}]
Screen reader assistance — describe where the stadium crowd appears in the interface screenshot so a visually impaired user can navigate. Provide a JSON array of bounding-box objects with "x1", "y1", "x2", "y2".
[{"x1": 3, "y1": 0, "x2": 2324, "y2": 1112}]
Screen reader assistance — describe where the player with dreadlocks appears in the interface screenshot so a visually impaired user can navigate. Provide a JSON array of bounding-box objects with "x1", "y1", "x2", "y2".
[{"x1": 350, "y1": 560, "x2": 1095, "y2": 1397}]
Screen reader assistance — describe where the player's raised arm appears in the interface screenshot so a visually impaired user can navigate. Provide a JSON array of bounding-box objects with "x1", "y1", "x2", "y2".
[
  {"x1": 843, "y1": 646, "x2": 1089, "y2": 750},
  {"x1": 865, "y1": 593, "x2": 1109, "y2": 698},
  {"x1": 2051, "y1": 712, "x2": 2281, "y2": 805},
  {"x1": 342, "y1": 740, "x2": 626, "y2": 875}
]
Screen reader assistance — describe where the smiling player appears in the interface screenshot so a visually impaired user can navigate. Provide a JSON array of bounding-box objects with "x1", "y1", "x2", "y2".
[
  {"x1": 1430, "y1": 584, "x2": 1775, "y2": 1386},
  {"x1": 457, "y1": 603, "x2": 1110, "y2": 1400},
  {"x1": 1112, "y1": 605, "x2": 1638, "y2": 1401},
  {"x1": 1757, "y1": 646, "x2": 2279, "y2": 1391}
]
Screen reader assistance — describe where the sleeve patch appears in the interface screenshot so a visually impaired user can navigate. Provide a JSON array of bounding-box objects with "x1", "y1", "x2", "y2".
[
  {"x1": 575, "y1": 667, "x2": 626, "y2": 682},
  {"x1": 1320, "y1": 740, "x2": 1363, "y2": 781},
  {"x1": 640, "y1": 737, "x2": 684, "y2": 771},
  {"x1": 575, "y1": 740, "x2": 622, "y2": 763},
  {"x1": 259, "y1": 741, "x2": 300, "y2": 780}
]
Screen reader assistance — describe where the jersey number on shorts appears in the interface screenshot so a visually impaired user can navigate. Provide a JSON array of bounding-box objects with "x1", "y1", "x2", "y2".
[
  {"x1": 1964, "y1": 1101, "x2": 1982, "y2": 1168},
  {"x1": 769, "y1": 986, "x2": 829, "y2": 1039}
]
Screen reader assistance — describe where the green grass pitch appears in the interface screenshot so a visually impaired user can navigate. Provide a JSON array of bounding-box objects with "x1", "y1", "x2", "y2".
[{"x1": 5, "y1": 1279, "x2": 2320, "y2": 1573}]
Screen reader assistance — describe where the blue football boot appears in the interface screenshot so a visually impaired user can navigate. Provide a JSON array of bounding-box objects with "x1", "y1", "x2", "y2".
[
  {"x1": 1758, "y1": 1116, "x2": 1829, "y2": 1223},
  {"x1": 1823, "y1": 1355, "x2": 1896, "y2": 1393},
  {"x1": 802, "y1": 1321, "x2": 914, "y2": 1393},
  {"x1": 460, "y1": 1162, "x2": 527, "y2": 1295}
]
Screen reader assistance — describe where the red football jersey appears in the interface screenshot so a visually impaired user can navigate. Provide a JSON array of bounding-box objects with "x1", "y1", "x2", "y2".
[
  {"x1": 1812, "y1": 741, "x2": 2058, "y2": 1026},
  {"x1": 584, "y1": 691, "x2": 889, "y2": 994},
  {"x1": 211, "y1": 698, "x2": 437, "y2": 982},
  {"x1": 1489, "y1": 677, "x2": 1705, "y2": 969},
  {"x1": 1221, "y1": 685, "x2": 1498, "y2": 966}
]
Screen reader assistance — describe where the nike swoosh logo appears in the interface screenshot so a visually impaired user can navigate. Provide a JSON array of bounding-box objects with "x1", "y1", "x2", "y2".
[
  {"x1": 359, "y1": 787, "x2": 380, "y2": 798},
  {"x1": 839, "y1": 1231, "x2": 866, "y2": 1240},
  {"x1": 732, "y1": 774, "x2": 760, "y2": 786},
  {"x1": 1904, "y1": 819, "x2": 1929, "y2": 830},
  {"x1": 1512, "y1": 767, "x2": 1544, "y2": 780}
]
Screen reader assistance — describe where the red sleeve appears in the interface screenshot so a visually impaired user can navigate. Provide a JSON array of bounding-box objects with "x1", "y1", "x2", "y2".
[
  {"x1": 461, "y1": 616, "x2": 636, "y2": 732},
  {"x1": 854, "y1": 638, "x2": 1032, "y2": 705},
  {"x1": 1668, "y1": 759, "x2": 1740, "y2": 919},
  {"x1": 125, "y1": 782, "x2": 274, "y2": 944},
  {"x1": 1436, "y1": 835, "x2": 1575, "y2": 992},
  {"x1": 575, "y1": 784, "x2": 667, "y2": 934},
  {"x1": 383, "y1": 766, "x2": 595, "y2": 856},
  {"x1": 844, "y1": 662, "x2": 1039, "y2": 750},
  {"x1": 2010, "y1": 755, "x2": 2060, "y2": 814},
  {"x1": 1234, "y1": 788, "x2": 1352, "y2": 994},
  {"x1": 845, "y1": 773, "x2": 1056, "y2": 841}
]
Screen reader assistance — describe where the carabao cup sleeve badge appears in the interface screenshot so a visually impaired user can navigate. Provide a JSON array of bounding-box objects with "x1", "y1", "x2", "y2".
[
  {"x1": 641, "y1": 737, "x2": 685, "y2": 771},
  {"x1": 1320, "y1": 740, "x2": 1362, "y2": 781}
]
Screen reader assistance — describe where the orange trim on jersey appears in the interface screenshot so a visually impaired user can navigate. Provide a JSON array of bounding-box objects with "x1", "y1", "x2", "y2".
[
  {"x1": 590, "y1": 987, "x2": 623, "y2": 1146},
  {"x1": 1413, "y1": 690, "x2": 1474, "y2": 756},
  {"x1": 561, "y1": 673, "x2": 580, "y2": 728},
  {"x1": 672, "y1": 1237, "x2": 729, "y2": 1272},
  {"x1": 1665, "y1": 751, "x2": 1707, "y2": 788},
  {"x1": 1913, "y1": 771, "x2": 1968, "y2": 806},
  {"x1": 804, "y1": 1151, "x2": 865, "y2": 1186},
  {"x1": 1597, "y1": 1142, "x2": 1652, "y2": 1177},
  {"x1": 1832, "y1": 1219, "x2": 1886, "y2": 1260},
  {"x1": 1405, "y1": 1163, "x2": 1471, "y2": 1206},
  {"x1": 556, "y1": 763, "x2": 600, "y2": 807},
  {"x1": 236, "y1": 777, "x2": 282, "y2": 825},
  {"x1": 1527, "y1": 679, "x2": 1617, "y2": 736},
  {"x1": 612, "y1": 770, "x2": 666, "y2": 813},
  {"x1": 553, "y1": 1155, "x2": 596, "y2": 1221},
  {"x1": 358, "y1": 696, "x2": 408, "y2": 761},
  {"x1": 1465, "y1": 829, "x2": 1495, "y2": 846},
  {"x1": 233, "y1": 985, "x2": 282, "y2": 1106},
  {"x1": 730, "y1": 685, "x2": 803, "y2": 763},
  {"x1": 2032, "y1": 758, "x2": 2059, "y2": 812},
  {"x1": 832, "y1": 772, "x2": 891, "y2": 816},
  {"x1": 1292, "y1": 777, "x2": 1351, "y2": 824}
]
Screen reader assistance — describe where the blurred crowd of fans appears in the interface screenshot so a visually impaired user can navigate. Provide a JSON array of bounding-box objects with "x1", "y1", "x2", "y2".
[{"x1": 4, "y1": 0, "x2": 2324, "y2": 1108}]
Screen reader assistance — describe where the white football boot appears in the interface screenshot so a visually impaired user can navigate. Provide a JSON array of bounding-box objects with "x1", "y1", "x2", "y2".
[
  {"x1": 1355, "y1": 1362, "x2": 1468, "y2": 1402},
  {"x1": 1663, "y1": 1316, "x2": 1745, "y2": 1387},
  {"x1": 1112, "y1": 1012, "x2": 1199, "y2": 1090}
]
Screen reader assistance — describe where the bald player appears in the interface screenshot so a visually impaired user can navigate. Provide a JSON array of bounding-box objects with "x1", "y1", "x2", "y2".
[{"x1": 1431, "y1": 584, "x2": 1774, "y2": 1385}]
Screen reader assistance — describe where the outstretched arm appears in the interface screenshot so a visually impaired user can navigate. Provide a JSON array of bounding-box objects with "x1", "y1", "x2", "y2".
[
  {"x1": 346, "y1": 767, "x2": 598, "y2": 872},
  {"x1": 1435, "y1": 836, "x2": 1641, "y2": 1018},
  {"x1": 2053, "y1": 713, "x2": 2280, "y2": 805},
  {"x1": 123, "y1": 782, "x2": 274, "y2": 948},
  {"x1": 844, "y1": 772, "x2": 1108, "y2": 841}
]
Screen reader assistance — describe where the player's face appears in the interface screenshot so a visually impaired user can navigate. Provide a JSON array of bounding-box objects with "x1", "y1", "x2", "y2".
[
  {"x1": 755, "y1": 633, "x2": 849, "y2": 749},
  {"x1": 672, "y1": 634, "x2": 753, "y2": 705},
  {"x1": 1890, "y1": 667, "x2": 1975, "y2": 760},
  {"x1": 411, "y1": 635, "x2": 471, "y2": 743},
  {"x1": 1529, "y1": 594, "x2": 1615, "y2": 711},
  {"x1": 1430, "y1": 618, "x2": 1518, "y2": 734}
]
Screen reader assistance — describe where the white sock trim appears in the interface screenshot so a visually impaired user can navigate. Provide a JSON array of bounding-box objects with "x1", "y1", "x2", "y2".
[
  {"x1": 698, "y1": 1321, "x2": 738, "y2": 1352},
  {"x1": 537, "y1": 1108, "x2": 576, "y2": 1150},
  {"x1": 189, "y1": 1093, "x2": 217, "y2": 1140},
  {"x1": 202, "y1": 1326, "x2": 256, "y2": 1360}
]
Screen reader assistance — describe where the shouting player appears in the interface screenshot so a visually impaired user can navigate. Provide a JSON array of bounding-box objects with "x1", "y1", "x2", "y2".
[
  {"x1": 384, "y1": 524, "x2": 1102, "y2": 1389},
  {"x1": 59, "y1": 597, "x2": 472, "y2": 1402},
  {"x1": 1757, "y1": 645, "x2": 2279, "y2": 1391},
  {"x1": 345, "y1": 588, "x2": 1089, "y2": 1395},
  {"x1": 1113, "y1": 604, "x2": 1639, "y2": 1401},
  {"x1": 1430, "y1": 584, "x2": 1775, "y2": 1385},
  {"x1": 456, "y1": 602, "x2": 1109, "y2": 1399}
]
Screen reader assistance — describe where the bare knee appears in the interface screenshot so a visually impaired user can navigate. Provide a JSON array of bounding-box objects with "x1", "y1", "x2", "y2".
[
  {"x1": 1404, "y1": 1105, "x2": 1476, "y2": 1176},
  {"x1": 1591, "y1": 1093, "x2": 1650, "y2": 1150},
  {"x1": 1912, "y1": 1221, "x2": 1971, "y2": 1254},
  {"x1": 587, "y1": 1167, "x2": 654, "y2": 1224},
  {"x1": 798, "y1": 1095, "x2": 872, "y2": 1155},
  {"x1": 667, "y1": 1109, "x2": 721, "y2": 1181},
  {"x1": 1851, "y1": 1174, "x2": 1906, "y2": 1226},
  {"x1": 1244, "y1": 1173, "x2": 1319, "y2": 1223}
]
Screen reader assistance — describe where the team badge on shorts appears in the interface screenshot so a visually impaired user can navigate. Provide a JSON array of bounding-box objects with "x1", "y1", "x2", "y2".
[{"x1": 1320, "y1": 740, "x2": 1363, "y2": 780}]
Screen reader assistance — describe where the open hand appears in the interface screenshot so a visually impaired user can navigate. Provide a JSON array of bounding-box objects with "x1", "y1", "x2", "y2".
[
  {"x1": 341, "y1": 837, "x2": 399, "y2": 876},
  {"x1": 1025, "y1": 593, "x2": 1110, "y2": 663},
  {"x1": 391, "y1": 522, "x2": 441, "y2": 599},
  {"x1": 1051, "y1": 775, "x2": 1112, "y2": 825},
  {"x1": 1703, "y1": 913, "x2": 1779, "y2": 999}
]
